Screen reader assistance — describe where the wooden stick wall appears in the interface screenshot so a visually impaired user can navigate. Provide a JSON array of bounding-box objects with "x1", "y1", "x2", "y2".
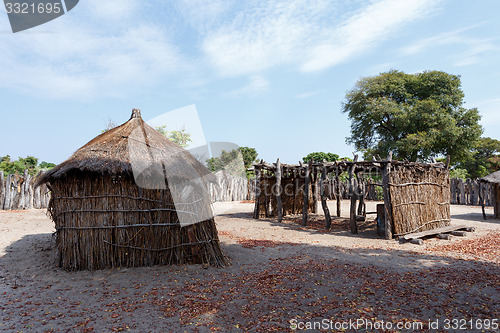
[{"x1": 252, "y1": 156, "x2": 451, "y2": 240}]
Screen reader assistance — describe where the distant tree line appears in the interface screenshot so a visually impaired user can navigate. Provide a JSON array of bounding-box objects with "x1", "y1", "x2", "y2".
[
  {"x1": 0, "y1": 155, "x2": 55, "y2": 175},
  {"x1": 342, "y1": 69, "x2": 500, "y2": 179},
  {"x1": 207, "y1": 147, "x2": 258, "y2": 179}
]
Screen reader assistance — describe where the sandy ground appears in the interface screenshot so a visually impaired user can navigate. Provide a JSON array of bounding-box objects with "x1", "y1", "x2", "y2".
[{"x1": 0, "y1": 201, "x2": 499, "y2": 332}]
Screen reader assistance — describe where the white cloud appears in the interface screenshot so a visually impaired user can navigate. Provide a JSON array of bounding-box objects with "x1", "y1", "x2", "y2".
[
  {"x1": 301, "y1": 0, "x2": 439, "y2": 72},
  {"x1": 174, "y1": 0, "x2": 236, "y2": 32},
  {"x1": 200, "y1": 0, "x2": 439, "y2": 76},
  {"x1": 0, "y1": 0, "x2": 443, "y2": 99},
  {"x1": 400, "y1": 25, "x2": 497, "y2": 67},
  {"x1": 202, "y1": 0, "x2": 327, "y2": 76},
  {"x1": 0, "y1": 4, "x2": 188, "y2": 99},
  {"x1": 225, "y1": 75, "x2": 270, "y2": 98}
]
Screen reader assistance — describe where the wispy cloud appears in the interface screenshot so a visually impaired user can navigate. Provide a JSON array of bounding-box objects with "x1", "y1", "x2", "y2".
[
  {"x1": 201, "y1": 0, "x2": 439, "y2": 76},
  {"x1": 301, "y1": 0, "x2": 439, "y2": 72},
  {"x1": 0, "y1": 1, "x2": 190, "y2": 99},
  {"x1": 225, "y1": 75, "x2": 270, "y2": 98},
  {"x1": 0, "y1": 0, "x2": 442, "y2": 99},
  {"x1": 401, "y1": 25, "x2": 498, "y2": 67}
]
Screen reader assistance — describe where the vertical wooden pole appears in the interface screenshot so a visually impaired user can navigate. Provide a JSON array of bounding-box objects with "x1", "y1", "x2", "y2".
[
  {"x1": 0, "y1": 171, "x2": 4, "y2": 210},
  {"x1": 459, "y1": 178, "x2": 465, "y2": 205},
  {"x1": 28, "y1": 177, "x2": 34, "y2": 210},
  {"x1": 276, "y1": 158, "x2": 283, "y2": 222},
  {"x1": 19, "y1": 170, "x2": 28, "y2": 210},
  {"x1": 253, "y1": 165, "x2": 261, "y2": 219},
  {"x1": 336, "y1": 166, "x2": 341, "y2": 217},
  {"x1": 321, "y1": 164, "x2": 332, "y2": 229},
  {"x1": 356, "y1": 171, "x2": 365, "y2": 216},
  {"x1": 264, "y1": 172, "x2": 270, "y2": 217},
  {"x1": 376, "y1": 203, "x2": 385, "y2": 236},
  {"x1": 293, "y1": 169, "x2": 299, "y2": 214},
  {"x1": 311, "y1": 167, "x2": 318, "y2": 213},
  {"x1": 480, "y1": 182, "x2": 487, "y2": 220},
  {"x1": 349, "y1": 155, "x2": 359, "y2": 234},
  {"x1": 349, "y1": 163, "x2": 358, "y2": 234},
  {"x1": 34, "y1": 184, "x2": 41, "y2": 209},
  {"x1": 3, "y1": 174, "x2": 12, "y2": 210},
  {"x1": 381, "y1": 152, "x2": 393, "y2": 239},
  {"x1": 495, "y1": 184, "x2": 499, "y2": 219},
  {"x1": 302, "y1": 160, "x2": 312, "y2": 226},
  {"x1": 450, "y1": 178, "x2": 456, "y2": 204}
]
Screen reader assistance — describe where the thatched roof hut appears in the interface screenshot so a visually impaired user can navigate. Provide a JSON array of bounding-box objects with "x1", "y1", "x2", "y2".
[
  {"x1": 480, "y1": 170, "x2": 500, "y2": 218},
  {"x1": 480, "y1": 171, "x2": 500, "y2": 184},
  {"x1": 38, "y1": 109, "x2": 225, "y2": 270}
]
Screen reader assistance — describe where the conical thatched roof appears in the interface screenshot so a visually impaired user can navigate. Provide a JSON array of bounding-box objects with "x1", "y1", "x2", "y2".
[
  {"x1": 480, "y1": 170, "x2": 500, "y2": 184},
  {"x1": 38, "y1": 109, "x2": 211, "y2": 185}
]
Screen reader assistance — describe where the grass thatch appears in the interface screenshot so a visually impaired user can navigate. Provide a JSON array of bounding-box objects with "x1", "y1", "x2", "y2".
[
  {"x1": 37, "y1": 109, "x2": 212, "y2": 185},
  {"x1": 389, "y1": 164, "x2": 450, "y2": 236},
  {"x1": 480, "y1": 170, "x2": 500, "y2": 184},
  {"x1": 38, "y1": 109, "x2": 225, "y2": 270}
]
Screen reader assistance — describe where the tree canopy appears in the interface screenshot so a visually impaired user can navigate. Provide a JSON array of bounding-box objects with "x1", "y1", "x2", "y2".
[
  {"x1": 0, "y1": 155, "x2": 55, "y2": 175},
  {"x1": 206, "y1": 146, "x2": 258, "y2": 179},
  {"x1": 456, "y1": 137, "x2": 500, "y2": 178},
  {"x1": 302, "y1": 152, "x2": 339, "y2": 163},
  {"x1": 155, "y1": 125, "x2": 192, "y2": 148},
  {"x1": 342, "y1": 70, "x2": 483, "y2": 163}
]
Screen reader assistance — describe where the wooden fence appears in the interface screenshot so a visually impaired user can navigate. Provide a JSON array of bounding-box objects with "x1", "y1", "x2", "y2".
[
  {"x1": 324, "y1": 178, "x2": 383, "y2": 201},
  {"x1": 450, "y1": 178, "x2": 494, "y2": 206},
  {"x1": 0, "y1": 169, "x2": 251, "y2": 211},
  {"x1": 208, "y1": 170, "x2": 249, "y2": 202},
  {"x1": 0, "y1": 170, "x2": 50, "y2": 210},
  {"x1": 1, "y1": 170, "x2": 492, "y2": 211},
  {"x1": 327, "y1": 178, "x2": 493, "y2": 206}
]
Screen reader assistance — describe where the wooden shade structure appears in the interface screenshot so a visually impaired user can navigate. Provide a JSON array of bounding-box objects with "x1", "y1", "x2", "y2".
[{"x1": 253, "y1": 157, "x2": 451, "y2": 239}]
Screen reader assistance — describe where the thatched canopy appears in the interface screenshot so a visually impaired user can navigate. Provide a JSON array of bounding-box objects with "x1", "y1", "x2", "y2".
[
  {"x1": 37, "y1": 109, "x2": 225, "y2": 270},
  {"x1": 37, "y1": 108, "x2": 210, "y2": 186},
  {"x1": 480, "y1": 171, "x2": 500, "y2": 184}
]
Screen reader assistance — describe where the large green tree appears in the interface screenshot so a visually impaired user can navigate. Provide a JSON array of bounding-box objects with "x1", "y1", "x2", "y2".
[
  {"x1": 302, "y1": 152, "x2": 339, "y2": 163},
  {"x1": 342, "y1": 70, "x2": 483, "y2": 163},
  {"x1": 457, "y1": 137, "x2": 500, "y2": 178},
  {"x1": 238, "y1": 147, "x2": 259, "y2": 171}
]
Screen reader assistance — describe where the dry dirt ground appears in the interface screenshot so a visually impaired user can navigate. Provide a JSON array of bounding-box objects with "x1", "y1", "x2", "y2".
[{"x1": 0, "y1": 201, "x2": 499, "y2": 332}]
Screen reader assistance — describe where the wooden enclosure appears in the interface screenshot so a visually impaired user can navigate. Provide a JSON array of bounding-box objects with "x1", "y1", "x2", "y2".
[
  {"x1": 480, "y1": 171, "x2": 500, "y2": 219},
  {"x1": 252, "y1": 156, "x2": 451, "y2": 239}
]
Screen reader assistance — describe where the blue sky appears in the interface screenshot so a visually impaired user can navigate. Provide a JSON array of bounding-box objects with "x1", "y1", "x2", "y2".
[{"x1": 0, "y1": 0, "x2": 499, "y2": 165}]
